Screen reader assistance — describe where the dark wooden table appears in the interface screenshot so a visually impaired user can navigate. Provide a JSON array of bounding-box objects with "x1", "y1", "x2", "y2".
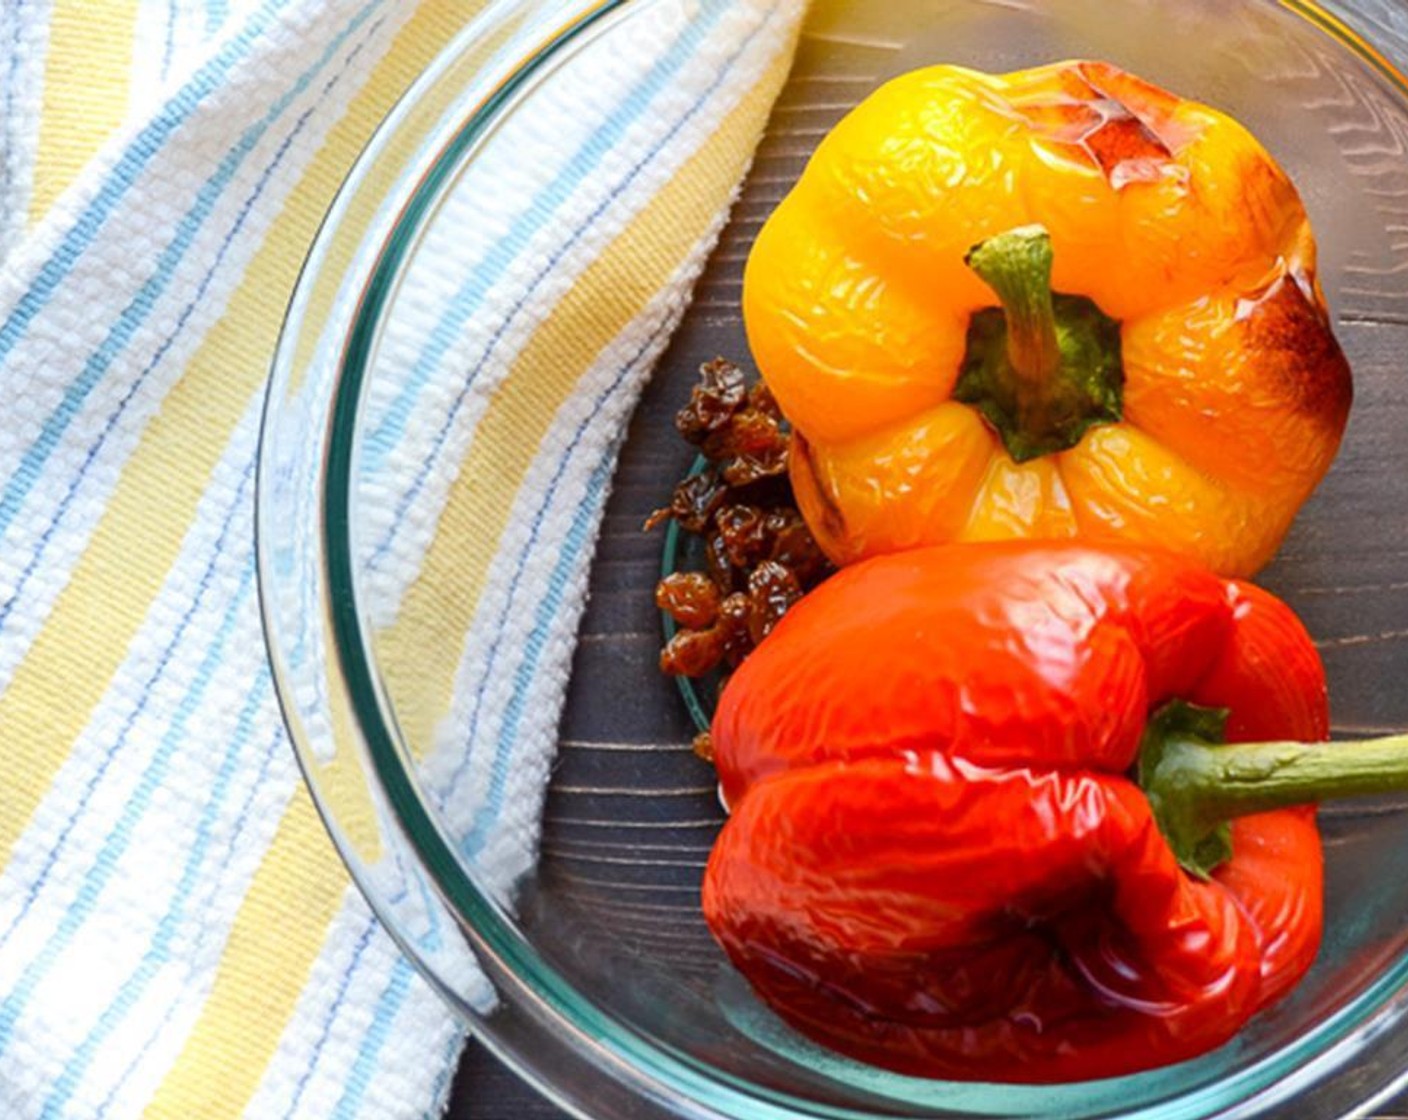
[
  {"x1": 446, "y1": 1041, "x2": 569, "y2": 1120},
  {"x1": 444, "y1": 1038, "x2": 1408, "y2": 1120}
]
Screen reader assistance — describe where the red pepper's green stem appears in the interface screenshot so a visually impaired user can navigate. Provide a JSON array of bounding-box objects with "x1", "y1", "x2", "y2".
[
  {"x1": 1158, "y1": 734, "x2": 1408, "y2": 820},
  {"x1": 954, "y1": 225, "x2": 1123, "y2": 463},
  {"x1": 1140, "y1": 702, "x2": 1408, "y2": 877}
]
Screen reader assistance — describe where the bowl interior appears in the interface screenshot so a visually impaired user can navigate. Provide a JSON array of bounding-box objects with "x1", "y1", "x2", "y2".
[{"x1": 340, "y1": 0, "x2": 1408, "y2": 1114}]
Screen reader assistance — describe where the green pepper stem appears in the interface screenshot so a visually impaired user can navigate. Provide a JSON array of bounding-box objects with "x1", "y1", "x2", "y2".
[
  {"x1": 965, "y1": 225, "x2": 1063, "y2": 399},
  {"x1": 954, "y1": 225, "x2": 1123, "y2": 463},
  {"x1": 1157, "y1": 733, "x2": 1408, "y2": 826},
  {"x1": 1140, "y1": 703, "x2": 1408, "y2": 877}
]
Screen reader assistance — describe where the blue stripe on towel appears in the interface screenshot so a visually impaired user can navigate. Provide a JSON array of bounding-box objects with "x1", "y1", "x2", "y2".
[
  {"x1": 163, "y1": 0, "x2": 180, "y2": 79},
  {"x1": 39, "y1": 675, "x2": 278, "y2": 1117},
  {"x1": 356, "y1": 0, "x2": 730, "y2": 488},
  {"x1": 0, "y1": 0, "x2": 297, "y2": 368},
  {"x1": 281, "y1": 916, "x2": 379, "y2": 1120},
  {"x1": 91, "y1": 721, "x2": 289, "y2": 1115},
  {"x1": 330, "y1": 956, "x2": 416, "y2": 1120},
  {"x1": 457, "y1": 323, "x2": 661, "y2": 855},
  {"x1": 207, "y1": 0, "x2": 231, "y2": 38},
  {"x1": 0, "y1": 460, "x2": 257, "y2": 1053},
  {"x1": 363, "y1": 0, "x2": 762, "y2": 581},
  {"x1": 0, "y1": 8, "x2": 24, "y2": 220},
  {"x1": 0, "y1": 0, "x2": 383, "y2": 549},
  {"x1": 0, "y1": 6, "x2": 386, "y2": 635},
  {"x1": 433, "y1": 3, "x2": 772, "y2": 843}
]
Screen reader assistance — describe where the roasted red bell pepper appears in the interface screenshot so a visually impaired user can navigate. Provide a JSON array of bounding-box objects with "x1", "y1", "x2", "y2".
[{"x1": 702, "y1": 543, "x2": 1408, "y2": 1082}]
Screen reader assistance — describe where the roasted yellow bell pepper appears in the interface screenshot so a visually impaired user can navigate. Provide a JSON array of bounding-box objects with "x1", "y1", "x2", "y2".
[{"x1": 743, "y1": 60, "x2": 1352, "y2": 577}]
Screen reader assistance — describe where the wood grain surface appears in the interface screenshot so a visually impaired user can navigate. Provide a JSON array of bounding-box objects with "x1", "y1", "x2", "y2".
[
  {"x1": 443, "y1": 8, "x2": 1408, "y2": 1117},
  {"x1": 443, "y1": 1035, "x2": 1408, "y2": 1120}
]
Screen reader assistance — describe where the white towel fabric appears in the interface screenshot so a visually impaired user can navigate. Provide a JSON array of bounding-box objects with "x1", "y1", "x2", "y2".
[{"x1": 0, "y1": 1, "x2": 801, "y2": 1117}]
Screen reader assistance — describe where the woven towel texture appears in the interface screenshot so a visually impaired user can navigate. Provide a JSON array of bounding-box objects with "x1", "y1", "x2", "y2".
[{"x1": 0, "y1": 1, "x2": 800, "y2": 1116}]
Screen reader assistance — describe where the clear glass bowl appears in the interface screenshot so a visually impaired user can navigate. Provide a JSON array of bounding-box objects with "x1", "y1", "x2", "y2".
[{"x1": 255, "y1": 1, "x2": 1408, "y2": 1116}]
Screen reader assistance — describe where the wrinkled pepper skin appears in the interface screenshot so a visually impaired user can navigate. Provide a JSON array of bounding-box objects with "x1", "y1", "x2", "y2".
[
  {"x1": 743, "y1": 61, "x2": 1352, "y2": 577},
  {"x1": 702, "y1": 543, "x2": 1329, "y2": 1082}
]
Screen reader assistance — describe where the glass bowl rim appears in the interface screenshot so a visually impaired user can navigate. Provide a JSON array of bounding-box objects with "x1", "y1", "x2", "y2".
[{"x1": 259, "y1": 1, "x2": 1408, "y2": 1116}]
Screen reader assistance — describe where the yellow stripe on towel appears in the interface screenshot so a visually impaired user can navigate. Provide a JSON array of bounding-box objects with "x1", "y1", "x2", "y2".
[
  {"x1": 0, "y1": 0, "x2": 476, "y2": 874},
  {"x1": 0, "y1": 10, "x2": 792, "y2": 1119},
  {"x1": 0, "y1": 2, "x2": 484, "y2": 1108},
  {"x1": 147, "y1": 43, "x2": 793, "y2": 1119},
  {"x1": 30, "y1": 0, "x2": 141, "y2": 223},
  {"x1": 142, "y1": 792, "x2": 348, "y2": 1120}
]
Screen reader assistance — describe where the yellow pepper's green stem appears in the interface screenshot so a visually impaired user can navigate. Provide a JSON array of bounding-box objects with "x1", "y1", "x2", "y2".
[
  {"x1": 965, "y1": 225, "x2": 1064, "y2": 400},
  {"x1": 956, "y1": 224, "x2": 1124, "y2": 462}
]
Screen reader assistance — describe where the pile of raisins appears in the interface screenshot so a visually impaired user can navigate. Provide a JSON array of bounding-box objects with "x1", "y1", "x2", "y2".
[{"x1": 647, "y1": 358, "x2": 832, "y2": 681}]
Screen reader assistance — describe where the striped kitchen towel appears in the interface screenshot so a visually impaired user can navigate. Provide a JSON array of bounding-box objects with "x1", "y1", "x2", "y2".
[{"x1": 0, "y1": 1, "x2": 802, "y2": 1118}]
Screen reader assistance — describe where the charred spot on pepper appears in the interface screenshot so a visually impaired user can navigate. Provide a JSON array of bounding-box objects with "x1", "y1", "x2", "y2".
[
  {"x1": 1235, "y1": 272, "x2": 1354, "y2": 425},
  {"x1": 1205, "y1": 152, "x2": 1304, "y2": 262},
  {"x1": 1021, "y1": 94, "x2": 1176, "y2": 189},
  {"x1": 1020, "y1": 60, "x2": 1198, "y2": 190},
  {"x1": 1073, "y1": 60, "x2": 1198, "y2": 156},
  {"x1": 1081, "y1": 110, "x2": 1175, "y2": 189},
  {"x1": 789, "y1": 430, "x2": 850, "y2": 543}
]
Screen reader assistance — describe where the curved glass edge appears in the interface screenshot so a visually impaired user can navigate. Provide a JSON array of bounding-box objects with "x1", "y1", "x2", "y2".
[
  {"x1": 254, "y1": 2, "x2": 739, "y2": 1119},
  {"x1": 312, "y1": 0, "x2": 777, "y2": 1114},
  {"x1": 257, "y1": 0, "x2": 573, "y2": 1011},
  {"x1": 261, "y1": 0, "x2": 1408, "y2": 1119}
]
